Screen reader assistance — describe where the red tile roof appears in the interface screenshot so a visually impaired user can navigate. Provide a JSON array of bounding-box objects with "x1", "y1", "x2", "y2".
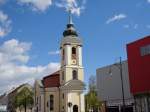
[{"x1": 43, "y1": 71, "x2": 60, "y2": 88}]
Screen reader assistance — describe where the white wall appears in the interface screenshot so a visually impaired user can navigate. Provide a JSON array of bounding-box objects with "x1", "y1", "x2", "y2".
[{"x1": 96, "y1": 61, "x2": 133, "y2": 102}]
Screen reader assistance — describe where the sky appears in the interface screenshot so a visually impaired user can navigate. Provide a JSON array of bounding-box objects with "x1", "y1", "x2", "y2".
[{"x1": 0, "y1": 0, "x2": 150, "y2": 94}]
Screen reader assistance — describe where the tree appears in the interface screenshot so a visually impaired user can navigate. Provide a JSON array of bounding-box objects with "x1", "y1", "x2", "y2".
[
  {"x1": 89, "y1": 75, "x2": 96, "y2": 92},
  {"x1": 14, "y1": 87, "x2": 34, "y2": 112},
  {"x1": 85, "y1": 75, "x2": 101, "y2": 112}
]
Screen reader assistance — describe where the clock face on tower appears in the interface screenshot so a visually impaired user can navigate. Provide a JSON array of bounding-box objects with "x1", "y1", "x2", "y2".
[{"x1": 72, "y1": 59, "x2": 76, "y2": 64}]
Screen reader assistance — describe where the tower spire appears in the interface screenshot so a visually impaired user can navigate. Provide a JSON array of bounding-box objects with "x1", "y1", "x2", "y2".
[
  {"x1": 63, "y1": 9, "x2": 78, "y2": 37},
  {"x1": 68, "y1": 9, "x2": 73, "y2": 25}
]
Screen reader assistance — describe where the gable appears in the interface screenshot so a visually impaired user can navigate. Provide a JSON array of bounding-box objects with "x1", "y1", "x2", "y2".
[{"x1": 60, "y1": 80, "x2": 85, "y2": 90}]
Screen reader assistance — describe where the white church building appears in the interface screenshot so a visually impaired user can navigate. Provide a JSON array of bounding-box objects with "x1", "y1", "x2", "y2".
[{"x1": 34, "y1": 13, "x2": 85, "y2": 112}]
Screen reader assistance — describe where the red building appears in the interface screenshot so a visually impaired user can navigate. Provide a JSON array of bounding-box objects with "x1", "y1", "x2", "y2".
[{"x1": 127, "y1": 36, "x2": 150, "y2": 112}]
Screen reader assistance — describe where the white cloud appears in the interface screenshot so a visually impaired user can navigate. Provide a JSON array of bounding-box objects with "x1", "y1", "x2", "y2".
[
  {"x1": 17, "y1": 0, "x2": 52, "y2": 12},
  {"x1": 106, "y1": 14, "x2": 127, "y2": 24},
  {"x1": 48, "y1": 50, "x2": 60, "y2": 55},
  {"x1": 0, "y1": 11, "x2": 7, "y2": 22},
  {"x1": 0, "y1": 0, "x2": 5, "y2": 5},
  {"x1": 0, "y1": 62, "x2": 60, "y2": 94},
  {"x1": 0, "y1": 11, "x2": 11, "y2": 37},
  {"x1": 123, "y1": 24, "x2": 129, "y2": 28},
  {"x1": 56, "y1": 0, "x2": 86, "y2": 16},
  {"x1": 0, "y1": 39, "x2": 60, "y2": 94},
  {"x1": 0, "y1": 39, "x2": 31, "y2": 63},
  {"x1": 134, "y1": 24, "x2": 138, "y2": 29},
  {"x1": 123, "y1": 24, "x2": 141, "y2": 29},
  {"x1": 17, "y1": 0, "x2": 86, "y2": 16},
  {"x1": 146, "y1": 25, "x2": 150, "y2": 28}
]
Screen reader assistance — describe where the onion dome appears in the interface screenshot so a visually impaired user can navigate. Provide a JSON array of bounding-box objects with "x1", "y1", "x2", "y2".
[
  {"x1": 63, "y1": 23, "x2": 78, "y2": 37},
  {"x1": 61, "y1": 11, "x2": 82, "y2": 47}
]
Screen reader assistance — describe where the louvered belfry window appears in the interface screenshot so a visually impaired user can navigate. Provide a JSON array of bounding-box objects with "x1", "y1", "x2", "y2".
[
  {"x1": 72, "y1": 47, "x2": 76, "y2": 59},
  {"x1": 73, "y1": 70, "x2": 78, "y2": 80}
]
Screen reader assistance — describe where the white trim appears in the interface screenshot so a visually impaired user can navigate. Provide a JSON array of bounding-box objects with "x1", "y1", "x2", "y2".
[
  {"x1": 80, "y1": 93, "x2": 85, "y2": 112},
  {"x1": 77, "y1": 46, "x2": 82, "y2": 66}
]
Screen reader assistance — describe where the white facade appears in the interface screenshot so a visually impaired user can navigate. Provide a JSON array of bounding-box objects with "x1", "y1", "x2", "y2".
[
  {"x1": 34, "y1": 15, "x2": 85, "y2": 112},
  {"x1": 60, "y1": 19, "x2": 85, "y2": 112}
]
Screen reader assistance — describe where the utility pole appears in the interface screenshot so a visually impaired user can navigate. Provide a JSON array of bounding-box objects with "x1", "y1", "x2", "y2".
[{"x1": 119, "y1": 57, "x2": 125, "y2": 112}]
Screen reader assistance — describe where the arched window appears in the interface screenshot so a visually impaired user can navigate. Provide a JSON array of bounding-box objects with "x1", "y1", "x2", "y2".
[
  {"x1": 72, "y1": 47, "x2": 76, "y2": 54},
  {"x1": 62, "y1": 49, "x2": 65, "y2": 60},
  {"x1": 62, "y1": 71, "x2": 64, "y2": 80},
  {"x1": 50, "y1": 95, "x2": 54, "y2": 111},
  {"x1": 72, "y1": 70, "x2": 78, "y2": 80},
  {"x1": 72, "y1": 47, "x2": 76, "y2": 59},
  {"x1": 39, "y1": 96, "x2": 41, "y2": 111},
  {"x1": 62, "y1": 93, "x2": 64, "y2": 99},
  {"x1": 73, "y1": 105, "x2": 78, "y2": 112}
]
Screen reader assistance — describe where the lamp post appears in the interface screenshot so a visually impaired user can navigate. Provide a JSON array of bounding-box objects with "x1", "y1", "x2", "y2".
[
  {"x1": 111, "y1": 57, "x2": 126, "y2": 112},
  {"x1": 118, "y1": 57, "x2": 125, "y2": 112}
]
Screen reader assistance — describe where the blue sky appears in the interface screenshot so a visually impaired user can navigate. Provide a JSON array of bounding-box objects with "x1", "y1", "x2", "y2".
[{"x1": 0, "y1": 0, "x2": 150, "y2": 94}]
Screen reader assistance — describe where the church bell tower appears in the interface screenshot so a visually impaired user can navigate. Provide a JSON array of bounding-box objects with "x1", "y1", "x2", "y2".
[{"x1": 60, "y1": 11, "x2": 85, "y2": 112}]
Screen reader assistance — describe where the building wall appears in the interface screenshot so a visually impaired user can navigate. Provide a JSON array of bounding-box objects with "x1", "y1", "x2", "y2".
[
  {"x1": 67, "y1": 92, "x2": 80, "y2": 111},
  {"x1": 44, "y1": 87, "x2": 60, "y2": 112},
  {"x1": 7, "y1": 84, "x2": 33, "y2": 112},
  {"x1": 127, "y1": 36, "x2": 150, "y2": 94},
  {"x1": 0, "y1": 94, "x2": 7, "y2": 112},
  {"x1": 34, "y1": 81, "x2": 44, "y2": 112},
  {"x1": 60, "y1": 44, "x2": 84, "y2": 86},
  {"x1": 96, "y1": 61, "x2": 133, "y2": 104},
  {"x1": 61, "y1": 66, "x2": 84, "y2": 83},
  {"x1": 127, "y1": 36, "x2": 150, "y2": 112},
  {"x1": 60, "y1": 90, "x2": 85, "y2": 112}
]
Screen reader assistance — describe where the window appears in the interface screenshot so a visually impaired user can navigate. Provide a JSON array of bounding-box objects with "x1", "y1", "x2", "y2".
[
  {"x1": 62, "y1": 106, "x2": 64, "y2": 111},
  {"x1": 50, "y1": 95, "x2": 54, "y2": 111},
  {"x1": 47, "y1": 102, "x2": 49, "y2": 107},
  {"x1": 72, "y1": 70, "x2": 78, "y2": 80},
  {"x1": 62, "y1": 71, "x2": 64, "y2": 80},
  {"x1": 36, "y1": 97, "x2": 38, "y2": 104},
  {"x1": 72, "y1": 47, "x2": 76, "y2": 54},
  {"x1": 62, "y1": 93, "x2": 64, "y2": 99},
  {"x1": 39, "y1": 96, "x2": 41, "y2": 111},
  {"x1": 72, "y1": 47, "x2": 76, "y2": 59},
  {"x1": 140, "y1": 44, "x2": 150, "y2": 56},
  {"x1": 62, "y1": 49, "x2": 65, "y2": 60},
  {"x1": 73, "y1": 105, "x2": 78, "y2": 112}
]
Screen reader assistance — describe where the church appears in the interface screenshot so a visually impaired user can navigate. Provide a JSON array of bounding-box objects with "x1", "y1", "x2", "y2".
[{"x1": 34, "y1": 13, "x2": 85, "y2": 112}]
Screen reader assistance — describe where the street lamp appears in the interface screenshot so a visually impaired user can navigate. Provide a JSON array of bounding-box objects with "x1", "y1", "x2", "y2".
[{"x1": 109, "y1": 57, "x2": 126, "y2": 112}]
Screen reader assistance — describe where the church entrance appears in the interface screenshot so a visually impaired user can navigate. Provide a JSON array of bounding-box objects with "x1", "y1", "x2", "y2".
[{"x1": 73, "y1": 105, "x2": 78, "y2": 112}]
